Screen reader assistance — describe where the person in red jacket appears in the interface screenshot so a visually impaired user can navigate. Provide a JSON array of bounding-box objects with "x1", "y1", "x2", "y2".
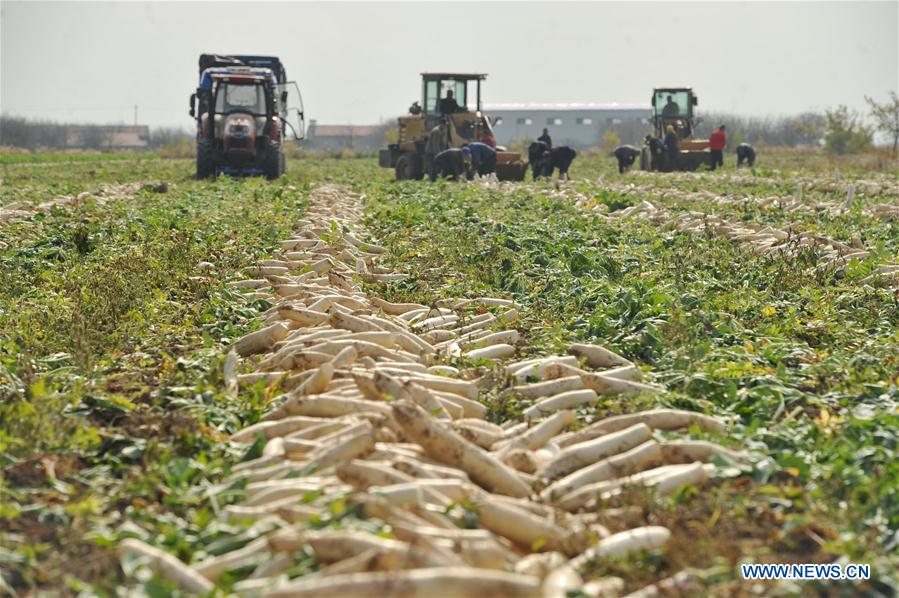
[
  {"x1": 709, "y1": 125, "x2": 727, "y2": 170},
  {"x1": 479, "y1": 130, "x2": 497, "y2": 149}
]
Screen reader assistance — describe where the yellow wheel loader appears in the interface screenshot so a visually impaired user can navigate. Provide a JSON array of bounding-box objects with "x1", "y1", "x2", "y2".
[
  {"x1": 379, "y1": 73, "x2": 527, "y2": 181},
  {"x1": 640, "y1": 87, "x2": 711, "y2": 172}
]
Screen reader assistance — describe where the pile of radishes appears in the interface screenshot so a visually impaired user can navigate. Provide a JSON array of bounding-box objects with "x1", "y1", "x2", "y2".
[{"x1": 119, "y1": 185, "x2": 748, "y2": 597}]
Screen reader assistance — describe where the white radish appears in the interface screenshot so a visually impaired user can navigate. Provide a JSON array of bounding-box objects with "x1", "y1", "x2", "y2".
[
  {"x1": 567, "y1": 343, "x2": 632, "y2": 368},
  {"x1": 557, "y1": 409, "x2": 727, "y2": 448},
  {"x1": 570, "y1": 527, "x2": 671, "y2": 570},
  {"x1": 496, "y1": 410, "x2": 575, "y2": 454},
  {"x1": 233, "y1": 322, "x2": 289, "y2": 357},
  {"x1": 465, "y1": 343, "x2": 516, "y2": 361},
  {"x1": 391, "y1": 402, "x2": 531, "y2": 497},
  {"x1": 502, "y1": 376, "x2": 586, "y2": 400},
  {"x1": 117, "y1": 539, "x2": 214, "y2": 594},
  {"x1": 539, "y1": 423, "x2": 653, "y2": 480},
  {"x1": 264, "y1": 567, "x2": 541, "y2": 598},
  {"x1": 542, "y1": 440, "x2": 662, "y2": 502},
  {"x1": 476, "y1": 499, "x2": 569, "y2": 553},
  {"x1": 523, "y1": 389, "x2": 599, "y2": 418},
  {"x1": 370, "y1": 297, "x2": 427, "y2": 315}
]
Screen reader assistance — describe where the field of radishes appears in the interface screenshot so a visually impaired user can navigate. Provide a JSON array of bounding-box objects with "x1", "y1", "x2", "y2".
[{"x1": 1, "y1": 151, "x2": 897, "y2": 596}]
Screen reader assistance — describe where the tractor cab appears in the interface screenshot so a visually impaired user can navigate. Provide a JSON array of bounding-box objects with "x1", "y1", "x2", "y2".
[
  {"x1": 420, "y1": 73, "x2": 489, "y2": 145},
  {"x1": 651, "y1": 87, "x2": 699, "y2": 140}
]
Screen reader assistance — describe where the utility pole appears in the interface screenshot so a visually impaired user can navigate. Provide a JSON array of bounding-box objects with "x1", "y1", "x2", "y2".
[{"x1": 134, "y1": 105, "x2": 138, "y2": 126}]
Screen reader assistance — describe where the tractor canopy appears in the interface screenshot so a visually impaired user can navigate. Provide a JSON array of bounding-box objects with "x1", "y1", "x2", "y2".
[
  {"x1": 421, "y1": 73, "x2": 486, "y2": 116},
  {"x1": 651, "y1": 87, "x2": 697, "y2": 119},
  {"x1": 199, "y1": 67, "x2": 277, "y2": 92},
  {"x1": 199, "y1": 54, "x2": 287, "y2": 84}
]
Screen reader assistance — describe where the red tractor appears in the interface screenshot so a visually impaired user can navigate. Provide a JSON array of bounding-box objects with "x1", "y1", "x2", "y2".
[{"x1": 190, "y1": 54, "x2": 305, "y2": 179}]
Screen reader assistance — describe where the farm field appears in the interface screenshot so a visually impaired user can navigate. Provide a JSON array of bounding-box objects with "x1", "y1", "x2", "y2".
[{"x1": 0, "y1": 151, "x2": 897, "y2": 596}]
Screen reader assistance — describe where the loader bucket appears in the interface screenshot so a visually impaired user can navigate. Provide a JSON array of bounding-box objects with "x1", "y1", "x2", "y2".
[{"x1": 496, "y1": 151, "x2": 527, "y2": 181}]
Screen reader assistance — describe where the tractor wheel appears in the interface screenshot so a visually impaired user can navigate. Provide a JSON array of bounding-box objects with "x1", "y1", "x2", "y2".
[
  {"x1": 639, "y1": 147, "x2": 651, "y2": 171},
  {"x1": 196, "y1": 140, "x2": 215, "y2": 179},
  {"x1": 263, "y1": 143, "x2": 282, "y2": 180},
  {"x1": 395, "y1": 154, "x2": 422, "y2": 180}
]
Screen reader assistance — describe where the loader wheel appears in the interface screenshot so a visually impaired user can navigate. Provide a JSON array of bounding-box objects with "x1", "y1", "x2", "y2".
[
  {"x1": 263, "y1": 143, "x2": 282, "y2": 180},
  {"x1": 196, "y1": 140, "x2": 215, "y2": 179},
  {"x1": 395, "y1": 154, "x2": 422, "y2": 180}
]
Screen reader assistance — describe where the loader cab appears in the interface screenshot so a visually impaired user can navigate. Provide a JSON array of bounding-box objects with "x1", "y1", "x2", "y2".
[
  {"x1": 651, "y1": 87, "x2": 698, "y2": 140},
  {"x1": 420, "y1": 73, "x2": 489, "y2": 144},
  {"x1": 422, "y1": 73, "x2": 484, "y2": 116}
]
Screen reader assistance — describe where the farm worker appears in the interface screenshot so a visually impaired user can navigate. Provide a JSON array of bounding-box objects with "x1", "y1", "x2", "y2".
[
  {"x1": 425, "y1": 120, "x2": 450, "y2": 181},
  {"x1": 439, "y1": 90, "x2": 461, "y2": 114},
  {"x1": 538, "y1": 128, "x2": 552, "y2": 148},
  {"x1": 709, "y1": 125, "x2": 727, "y2": 170},
  {"x1": 736, "y1": 142, "x2": 756, "y2": 167},
  {"x1": 528, "y1": 140, "x2": 552, "y2": 180},
  {"x1": 644, "y1": 135, "x2": 665, "y2": 170},
  {"x1": 614, "y1": 145, "x2": 641, "y2": 174},
  {"x1": 663, "y1": 124, "x2": 679, "y2": 172},
  {"x1": 662, "y1": 95, "x2": 680, "y2": 117},
  {"x1": 461, "y1": 142, "x2": 497, "y2": 177},
  {"x1": 479, "y1": 129, "x2": 497, "y2": 149},
  {"x1": 544, "y1": 146, "x2": 578, "y2": 180},
  {"x1": 432, "y1": 148, "x2": 468, "y2": 181}
]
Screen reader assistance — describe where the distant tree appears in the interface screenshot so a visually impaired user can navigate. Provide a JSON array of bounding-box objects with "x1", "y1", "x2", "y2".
[
  {"x1": 1, "y1": 115, "x2": 68, "y2": 149},
  {"x1": 698, "y1": 112, "x2": 824, "y2": 147},
  {"x1": 601, "y1": 129, "x2": 621, "y2": 152},
  {"x1": 80, "y1": 125, "x2": 110, "y2": 150},
  {"x1": 791, "y1": 113, "x2": 826, "y2": 146},
  {"x1": 149, "y1": 126, "x2": 191, "y2": 149},
  {"x1": 865, "y1": 91, "x2": 899, "y2": 155},
  {"x1": 824, "y1": 105, "x2": 872, "y2": 154}
]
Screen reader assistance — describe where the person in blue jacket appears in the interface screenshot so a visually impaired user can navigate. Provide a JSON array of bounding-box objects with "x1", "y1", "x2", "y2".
[{"x1": 461, "y1": 142, "x2": 497, "y2": 177}]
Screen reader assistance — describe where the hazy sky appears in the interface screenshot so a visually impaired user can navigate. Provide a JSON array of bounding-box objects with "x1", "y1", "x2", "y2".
[{"x1": 1, "y1": 1, "x2": 897, "y2": 129}]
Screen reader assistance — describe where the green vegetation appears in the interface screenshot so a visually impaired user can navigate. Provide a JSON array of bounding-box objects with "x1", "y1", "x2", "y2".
[
  {"x1": 362, "y1": 171, "x2": 898, "y2": 588},
  {"x1": 824, "y1": 106, "x2": 873, "y2": 155},
  {"x1": 0, "y1": 157, "x2": 379, "y2": 592},
  {"x1": 1, "y1": 151, "x2": 896, "y2": 593}
]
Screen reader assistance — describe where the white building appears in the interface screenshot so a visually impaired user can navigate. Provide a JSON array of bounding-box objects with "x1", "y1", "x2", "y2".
[{"x1": 485, "y1": 103, "x2": 649, "y2": 149}]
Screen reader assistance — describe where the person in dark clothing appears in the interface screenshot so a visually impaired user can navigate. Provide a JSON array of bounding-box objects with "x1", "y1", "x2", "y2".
[
  {"x1": 663, "y1": 125, "x2": 679, "y2": 172},
  {"x1": 662, "y1": 95, "x2": 680, "y2": 117},
  {"x1": 528, "y1": 141, "x2": 551, "y2": 180},
  {"x1": 538, "y1": 128, "x2": 552, "y2": 148},
  {"x1": 736, "y1": 143, "x2": 756, "y2": 167},
  {"x1": 613, "y1": 145, "x2": 641, "y2": 174},
  {"x1": 438, "y1": 90, "x2": 461, "y2": 115},
  {"x1": 545, "y1": 146, "x2": 577, "y2": 179},
  {"x1": 432, "y1": 148, "x2": 468, "y2": 181},
  {"x1": 461, "y1": 142, "x2": 497, "y2": 176},
  {"x1": 644, "y1": 135, "x2": 665, "y2": 171}
]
